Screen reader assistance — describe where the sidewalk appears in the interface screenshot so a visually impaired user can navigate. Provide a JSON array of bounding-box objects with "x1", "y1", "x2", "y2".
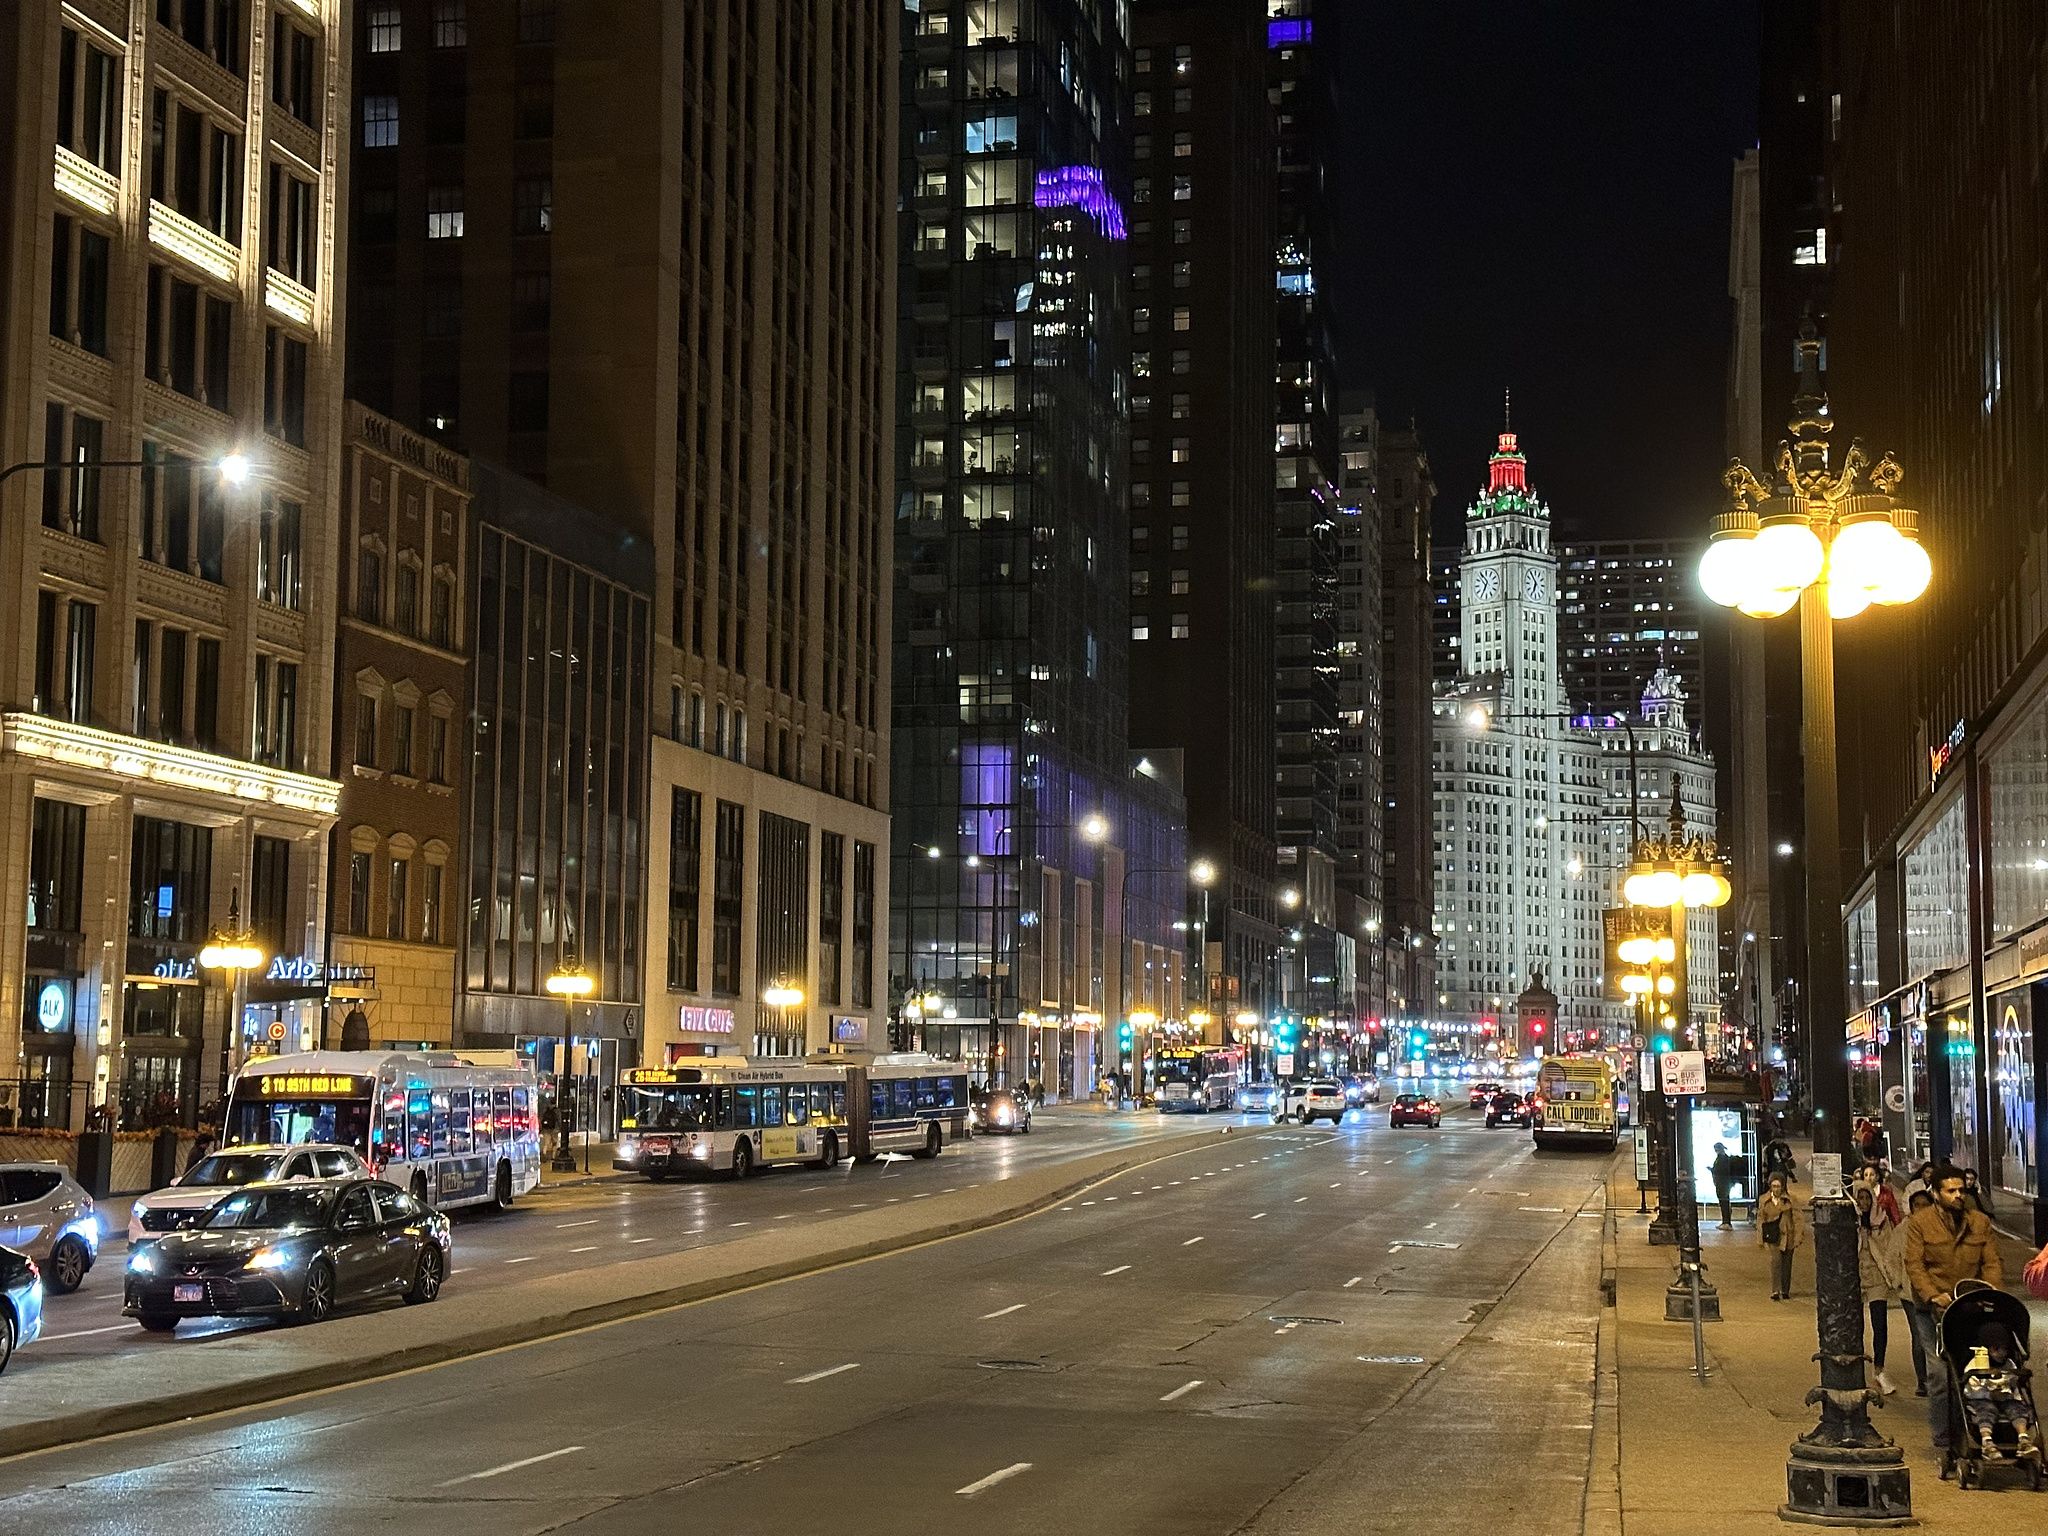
[{"x1": 1597, "y1": 1160, "x2": 2048, "y2": 1532}]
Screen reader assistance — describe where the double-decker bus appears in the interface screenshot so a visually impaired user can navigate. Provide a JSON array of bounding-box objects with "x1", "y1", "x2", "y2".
[
  {"x1": 223, "y1": 1050, "x2": 544, "y2": 1211},
  {"x1": 614, "y1": 1053, "x2": 970, "y2": 1180},
  {"x1": 1530, "y1": 1053, "x2": 1619, "y2": 1152}
]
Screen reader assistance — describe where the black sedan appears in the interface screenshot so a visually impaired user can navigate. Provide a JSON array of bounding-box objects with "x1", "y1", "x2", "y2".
[
  {"x1": 972, "y1": 1089, "x2": 1033, "y2": 1135},
  {"x1": 0, "y1": 1244, "x2": 44, "y2": 1373},
  {"x1": 1485, "y1": 1090, "x2": 1534, "y2": 1128},
  {"x1": 124, "y1": 1179, "x2": 449, "y2": 1331}
]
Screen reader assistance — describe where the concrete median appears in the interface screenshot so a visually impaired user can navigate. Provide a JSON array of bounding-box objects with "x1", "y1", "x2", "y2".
[{"x1": 0, "y1": 1125, "x2": 1242, "y2": 1460}]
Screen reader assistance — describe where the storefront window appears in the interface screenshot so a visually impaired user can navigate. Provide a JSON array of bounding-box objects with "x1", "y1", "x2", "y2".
[
  {"x1": 1845, "y1": 897, "x2": 1879, "y2": 1013},
  {"x1": 1901, "y1": 796, "x2": 1968, "y2": 980},
  {"x1": 1990, "y1": 988, "x2": 2037, "y2": 1199},
  {"x1": 1986, "y1": 687, "x2": 2048, "y2": 941},
  {"x1": 1942, "y1": 1006, "x2": 1978, "y2": 1175},
  {"x1": 1903, "y1": 1003, "x2": 1934, "y2": 1170}
]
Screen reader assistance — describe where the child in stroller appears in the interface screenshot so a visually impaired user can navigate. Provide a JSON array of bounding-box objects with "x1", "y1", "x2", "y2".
[{"x1": 1940, "y1": 1283, "x2": 2047, "y2": 1490}]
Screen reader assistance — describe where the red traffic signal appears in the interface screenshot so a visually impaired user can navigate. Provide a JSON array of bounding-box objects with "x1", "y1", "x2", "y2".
[{"x1": 1531, "y1": 1021, "x2": 1544, "y2": 1035}]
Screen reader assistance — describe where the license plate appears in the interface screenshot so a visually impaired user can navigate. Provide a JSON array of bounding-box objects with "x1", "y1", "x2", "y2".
[{"x1": 173, "y1": 1284, "x2": 204, "y2": 1302}]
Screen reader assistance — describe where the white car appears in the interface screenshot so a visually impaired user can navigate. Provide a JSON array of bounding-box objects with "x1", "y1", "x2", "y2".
[
  {"x1": 128, "y1": 1144, "x2": 370, "y2": 1244},
  {"x1": 1294, "y1": 1081, "x2": 1348, "y2": 1126},
  {"x1": 0, "y1": 1163, "x2": 99, "y2": 1294}
]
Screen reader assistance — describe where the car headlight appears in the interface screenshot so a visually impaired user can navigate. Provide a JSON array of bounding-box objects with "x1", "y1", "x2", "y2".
[
  {"x1": 128, "y1": 1248, "x2": 158, "y2": 1274},
  {"x1": 245, "y1": 1247, "x2": 295, "y2": 1272}
]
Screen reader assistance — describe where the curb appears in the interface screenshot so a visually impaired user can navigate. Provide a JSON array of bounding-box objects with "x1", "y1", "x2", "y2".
[{"x1": 1, "y1": 1128, "x2": 1240, "y2": 1460}]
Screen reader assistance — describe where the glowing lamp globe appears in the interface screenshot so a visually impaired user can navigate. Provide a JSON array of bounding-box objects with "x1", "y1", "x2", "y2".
[
  {"x1": 1826, "y1": 518, "x2": 1900, "y2": 595},
  {"x1": 1617, "y1": 937, "x2": 1656, "y2": 965},
  {"x1": 1654, "y1": 936, "x2": 1678, "y2": 963},
  {"x1": 1639, "y1": 869, "x2": 1683, "y2": 907},
  {"x1": 1872, "y1": 535, "x2": 1931, "y2": 606},
  {"x1": 1698, "y1": 534, "x2": 1758, "y2": 609},
  {"x1": 1753, "y1": 519, "x2": 1825, "y2": 590},
  {"x1": 1736, "y1": 585, "x2": 1800, "y2": 619},
  {"x1": 1826, "y1": 579, "x2": 1873, "y2": 619},
  {"x1": 1680, "y1": 870, "x2": 1730, "y2": 908}
]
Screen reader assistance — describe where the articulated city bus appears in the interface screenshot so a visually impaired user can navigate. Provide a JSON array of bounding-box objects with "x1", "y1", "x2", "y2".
[
  {"x1": 614, "y1": 1053, "x2": 970, "y2": 1180},
  {"x1": 223, "y1": 1050, "x2": 544, "y2": 1211},
  {"x1": 1530, "y1": 1053, "x2": 1619, "y2": 1152}
]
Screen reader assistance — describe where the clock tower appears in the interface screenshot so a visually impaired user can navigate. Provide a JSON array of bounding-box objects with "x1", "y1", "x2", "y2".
[{"x1": 1458, "y1": 423, "x2": 1560, "y2": 719}]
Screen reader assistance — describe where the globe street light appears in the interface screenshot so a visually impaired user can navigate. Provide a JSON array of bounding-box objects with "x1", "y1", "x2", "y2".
[
  {"x1": 199, "y1": 890, "x2": 266, "y2": 1078},
  {"x1": 1696, "y1": 319, "x2": 1920, "y2": 1522},
  {"x1": 544, "y1": 959, "x2": 595, "y2": 1173}
]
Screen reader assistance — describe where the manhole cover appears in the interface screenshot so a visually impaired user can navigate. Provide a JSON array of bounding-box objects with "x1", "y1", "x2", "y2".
[
  {"x1": 977, "y1": 1359, "x2": 1047, "y2": 1371},
  {"x1": 1267, "y1": 1315, "x2": 1342, "y2": 1326}
]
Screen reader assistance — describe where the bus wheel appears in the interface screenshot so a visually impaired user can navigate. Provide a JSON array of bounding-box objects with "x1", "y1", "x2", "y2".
[
  {"x1": 817, "y1": 1133, "x2": 839, "y2": 1170},
  {"x1": 492, "y1": 1161, "x2": 514, "y2": 1211},
  {"x1": 730, "y1": 1139, "x2": 752, "y2": 1180},
  {"x1": 914, "y1": 1124, "x2": 942, "y2": 1160}
]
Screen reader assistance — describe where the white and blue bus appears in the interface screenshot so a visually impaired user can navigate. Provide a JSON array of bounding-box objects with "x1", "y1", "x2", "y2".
[
  {"x1": 615, "y1": 1053, "x2": 971, "y2": 1180},
  {"x1": 223, "y1": 1050, "x2": 544, "y2": 1211}
]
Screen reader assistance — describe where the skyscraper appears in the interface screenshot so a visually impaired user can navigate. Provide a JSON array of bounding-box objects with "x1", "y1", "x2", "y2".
[
  {"x1": 893, "y1": 0, "x2": 1186, "y2": 1093},
  {"x1": 1556, "y1": 538, "x2": 1706, "y2": 720},
  {"x1": 1334, "y1": 398, "x2": 1384, "y2": 1012},
  {"x1": 1124, "y1": 0, "x2": 1276, "y2": 1035},
  {"x1": 1432, "y1": 430, "x2": 1607, "y2": 1043},
  {"x1": 1378, "y1": 422, "x2": 1437, "y2": 1021},
  {"x1": 348, "y1": 2, "x2": 898, "y2": 1064},
  {"x1": 1, "y1": 3, "x2": 352, "y2": 1129}
]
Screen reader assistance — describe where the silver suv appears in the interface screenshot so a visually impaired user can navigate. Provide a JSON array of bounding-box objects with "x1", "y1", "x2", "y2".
[{"x1": 0, "y1": 1162, "x2": 99, "y2": 1293}]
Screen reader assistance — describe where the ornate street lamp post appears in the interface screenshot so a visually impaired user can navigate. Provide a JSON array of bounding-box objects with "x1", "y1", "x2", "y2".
[
  {"x1": 544, "y1": 958, "x2": 594, "y2": 1173},
  {"x1": 200, "y1": 890, "x2": 266, "y2": 1083},
  {"x1": 1696, "y1": 321, "x2": 1925, "y2": 1524}
]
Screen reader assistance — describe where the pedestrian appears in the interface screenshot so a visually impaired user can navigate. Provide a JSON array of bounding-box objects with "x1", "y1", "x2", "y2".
[
  {"x1": 1853, "y1": 1181, "x2": 1907, "y2": 1395},
  {"x1": 1758, "y1": 1171, "x2": 1803, "y2": 1300},
  {"x1": 1904, "y1": 1163, "x2": 2006, "y2": 1476},
  {"x1": 1902, "y1": 1160, "x2": 1937, "y2": 1205},
  {"x1": 1710, "y1": 1141, "x2": 1743, "y2": 1229},
  {"x1": 1960, "y1": 1168, "x2": 1995, "y2": 1220},
  {"x1": 1900, "y1": 1188, "x2": 1936, "y2": 1396},
  {"x1": 1762, "y1": 1135, "x2": 1797, "y2": 1185}
]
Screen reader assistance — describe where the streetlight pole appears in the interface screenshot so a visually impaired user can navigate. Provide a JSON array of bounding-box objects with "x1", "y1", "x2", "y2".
[
  {"x1": 1697, "y1": 320, "x2": 1923, "y2": 1524},
  {"x1": 200, "y1": 889, "x2": 265, "y2": 1092},
  {"x1": 544, "y1": 956, "x2": 594, "y2": 1173}
]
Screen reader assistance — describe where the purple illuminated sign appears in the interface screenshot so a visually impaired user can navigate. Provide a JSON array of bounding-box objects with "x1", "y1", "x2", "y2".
[
  {"x1": 1033, "y1": 165, "x2": 1128, "y2": 241},
  {"x1": 1268, "y1": 19, "x2": 1313, "y2": 47}
]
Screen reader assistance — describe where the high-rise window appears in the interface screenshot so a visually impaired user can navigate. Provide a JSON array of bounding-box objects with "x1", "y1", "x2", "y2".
[
  {"x1": 64, "y1": 600, "x2": 95, "y2": 723},
  {"x1": 395, "y1": 563, "x2": 420, "y2": 635},
  {"x1": 29, "y1": 798, "x2": 87, "y2": 935},
  {"x1": 349, "y1": 852, "x2": 371, "y2": 933},
  {"x1": 428, "y1": 714, "x2": 448, "y2": 783},
  {"x1": 513, "y1": 177, "x2": 552, "y2": 235},
  {"x1": 194, "y1": 637, "x2": 220, "y2": 751},
  {"x1": 362, "y1": 96, "x2": 399, "y2": 148},
  {"x1": 432, "y1": 0, "x2": 467, "y2": 47},
  {"x1": 851, "y1": 841, "x2": 875, "y2": 1007},
  {"x1": 516, "y1": 0, "x2": 556, "y2": 43},
  {"x1": 387, "y1": 858, "x2": 409, "y2": 940},
  {"x1": 430, "y1": 574, "x2": 455, "y2": 646},
  {"x1": 668, "y1": 788, "x2": 702, "y2": 991},
  {"x1": 711, "y1": 800, "x2": 744, "y2": 996},
  {"x1": 422, "y1": 864, "x2": 444, "y2": 944},
  {"x1": 818, "y1": 831, "x2": 844, "y2": 1007},
  {"x1": 355, "y1": 695, "x2": 377, "y2": 767},
  {"x1": 358, "y1": 546, "x2": 383, "y2": 622},
  {"x1": 426, "y1": 185, "x2": 463, "y2": 239},
  {"x1": 394, "y1": 704, "x2": 415, "y2": 776},
  {"x1": 366, "y1": 4, "x2": 401, "y2": 52}
]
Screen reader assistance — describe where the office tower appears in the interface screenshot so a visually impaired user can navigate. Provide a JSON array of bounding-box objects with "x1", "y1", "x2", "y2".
[
  {"x1": 1431, "y1": 547, "x2": 1460, "y2": 687},
  {"x1": 1556, "y1": 538, "x2": 1706, "y2": 719},
  {"x1": 347, "y1": 1, "x2": 898, "y2": 1064},
  {"x1": 328, "y1": 405, "x2": 472, "y2": 1049},
  {"x1": 1333, "y1": 399, "x2": 1383, "y2": 1014},
  {"x1": 1377, "y1": 422, "x2": 1437, "y2": 1021},
  {"x1": 1432, "y1": 430, "x2": 1606, "y2": 1044},
  {"x1": 895, "y1": 0, "x2": 1189, "y2": 1094},
  {"x1": 0, "y1": 2, "x2": 352, "y2": 1128},
  {"x1": 1124, "y1": 0, "x2": 1275, "y2": 1037}
]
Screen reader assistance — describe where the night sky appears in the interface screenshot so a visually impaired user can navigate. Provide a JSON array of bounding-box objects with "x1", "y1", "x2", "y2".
[{"x1": 1333, "y1": 3, "x2": 1760, "y2": 543}]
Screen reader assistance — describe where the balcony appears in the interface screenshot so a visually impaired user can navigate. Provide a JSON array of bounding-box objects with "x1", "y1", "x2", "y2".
[
  {"x1": 53, "y1": 145, "x2": 119, "y2": 217},
  {"x1": 265, "y1": 269, "x2": 316, "y2": 327},
  {"x1": 148, "y1": 200, "x2": 240, "y2": 284}
]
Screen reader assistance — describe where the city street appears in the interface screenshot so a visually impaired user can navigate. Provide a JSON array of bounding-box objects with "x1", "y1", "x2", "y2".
[
  {"x1": 23, "y1": 1105, "x2": 1199, "y2": 1365},
  {"x1": 0, "y1": 1102, "x2": 1609, "y2": 1533}
]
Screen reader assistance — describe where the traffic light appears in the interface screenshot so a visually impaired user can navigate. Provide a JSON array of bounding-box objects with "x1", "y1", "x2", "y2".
[
  {"x1": 1118, "y1": 1020, "x2": 1133, "y2": 1047},
  {"x1": 1530, "y1": 1021, "x2": 1544, "y2": 1038},
  {"x1": 1653, "y1": 1034, "x2": 1673, "y2": 1054}
]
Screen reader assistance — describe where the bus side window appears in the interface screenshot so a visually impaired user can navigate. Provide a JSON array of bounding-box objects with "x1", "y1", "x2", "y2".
[
  {"x1": 787, "y1": 1086, "x2": 808, "y2": 1125},
  {"x1": 870, "y1": 1082, "x2": 888, "y2": 1120},
  {"x1": 936, "y1": 1077, "x2": 956, "y2": 1110},
  {"x1": 431, "y1": 1091, "x2": 450, "y2": 1156},
  {"x1": 409, "y1": 1092, "x2": 432, "y2": 1160},
  {"x1": 713, "y1": 1086, "x2": 731, "y2": 1129},
  {"x1": 915, "y1": 1078, "x2": 938, "y2": 1111},
  {"x1": 449, "y1": 1088, "x2": 472, "y2": 1154},
  {"x1": 381, "y1": 1096, "x2": 404, "y2": 1158},
  {"x1": 733, "y1": 1086, "x2": 759, "y2": 1129},
  {"x1": 761, "y1": 1086, "x2": 784, "y2": 1127},
  {"x1": 810, "y1": 1083, "x2": 834, "y2": 1122},
  {"x1": 893, "y1": 1080, "x2": 916, "y2": 1117},
  {"x1": 511, "y1": 1086, "x2": 530, "y2": 1136},
  {"x1": 833, "y1": 1084, "x2": 846, "y2": 1121},
  {"x1": 493, "y1": 1086, "x2": 513, "y2": 1142}
]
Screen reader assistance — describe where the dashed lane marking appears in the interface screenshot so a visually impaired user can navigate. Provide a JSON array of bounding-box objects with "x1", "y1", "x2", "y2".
[
  {"x1": 1182, "y1": 1236, "x2": 1205, "y2": 1246},
  {"x1": 1159, "y1": 1380, "x2": 1204, "y2": 1402},
  {"x1": 957, "y1": 1463, "x2": 1033, "y2": 1496},
  {"x1": 981, "y1": 1303, "x2": 1027, "y2": 1319},
  {"x1": 787, "y1": 1362, "x2": 861, "y2": 1384},
  {"x1": 1102, "y1": 1265, "x2": 1131, "y2": 1276},
  {"x1": 440, "y1": 1445, "x2": 584, "y2": 1485}
]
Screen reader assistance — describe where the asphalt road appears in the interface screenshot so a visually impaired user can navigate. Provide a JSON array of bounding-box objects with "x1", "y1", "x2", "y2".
[
  {"x1": 27, "y1": 1103, "x2": 1203, "y2": 1362},
  {"x1": 0, "y1": 1097, "x2": 1610, "y2": 1534}
]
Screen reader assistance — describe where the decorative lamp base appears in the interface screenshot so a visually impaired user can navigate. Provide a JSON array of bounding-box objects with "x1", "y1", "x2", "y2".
[
  {"x1": 1648, "y1": 1214, "x2": 1681, "y2": 1246},
  {"x1": 1664, "y1": 1277, "x2": 1720, "y2": 1322},
  {"x1": 1779, "y1": 1442, "x2": 1913, "y2": 1527}
]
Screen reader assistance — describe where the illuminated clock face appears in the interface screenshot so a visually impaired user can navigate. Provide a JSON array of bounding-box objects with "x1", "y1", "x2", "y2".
[
  {"x1": 1524, "y1": 569, "x2": 1546, "y2": 602},
  {"x1": 1473, "y1": 567, "x2": 1500, "y2": 602}
]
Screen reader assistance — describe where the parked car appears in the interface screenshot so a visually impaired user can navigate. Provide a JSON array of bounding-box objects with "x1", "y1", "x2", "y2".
[
  {"x1": 1239, "y1": 1081, "x2": 1280, "y2": 1116},
  {"x1": 0, "y1": 1245, "x2": 45, "y2": 1373},
  {"x1": 128, "y1": 1144, "x2": 371, "y2": 1246},
  {"x1": 1296, "y1": 1081, "x2": 1349, "y2": 1126},
  {"x1": 125, "y1": 1179, "x2": 449, "y2": 1331},
  {"x1": 1390, "y1": 1093, "x2": 1443, "y2": 1128},
  {"x1": 1485, "y1": 1090, "x2": 1534, "y2": 1129},
  {"x1": 0, "y1": 1162, "x2": 99, "y2": 1294}
]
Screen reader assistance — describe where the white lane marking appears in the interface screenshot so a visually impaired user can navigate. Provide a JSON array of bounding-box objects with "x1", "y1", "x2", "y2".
[
  {"x1": 628, "y1": 1237, "x2": 655, "y2": 1244},
  {"x1": 1389, "y1": 1239, "x2": 1461, "y2": 1250},
  {"x1": 1152, "y1": 1185, "x2": 1163, "y2": 1190},
  {"x1": 1060, "y1": 1207, "x2": 1075, "y2": 1212},
  {"x1": 777, "y1": 1213, "x2": 798, "y2": 1219},
  {"x1": 957, "y1": 1462, "x2": 1033, "y2": 1496},
  {"x1": 505, "y1": 1256, "x2": 536, "y2": 1265},
  {"x1": 981, "y1": 1303, "x2": 1027, "y2": 1319},
  {"x1": 556, "y1": 1220, "x2": 598, "y2": 1229},
  {"x1": 1424, "y1": 1222, "x2": 1437, "y2": 1228},
  {"x1": 1181, "y1": 1236, "x2": 1205, "y2": 1246},
  {"x1": 569, "y1": 1245, "x2": 598, "y2": 1254},
  {"x1": 1274, "y1": 1320, "x2": 1302, "y2": 1336},
  {"x1": 729, "y1": 1221, "x2": 751, "y2": 1227},
  {"x1": 1105, "y1": 1197, "x2": 1118, "y2": 1202},
  {"x1": 1102, "y1": 1265, "x2": 1131, "y2": 1276},
  {"x1": 787, "y1": 1362, "x2": 861, "y2": 1384},
  {"x1": 1343, "y1": 1276, "x2": 1363, "y2": 1288},
  {"x1": 1169, "y1": 1181, "x2": 1182, "y2": 1185},
  {"x1": 1520, "y1": 1206, "x2": 1564, "y2": 1213},
  {"x1": 1330, "y1": 1183, "x2": 1341, "y2": 1188},
  {"x1": 39, "y1": 1321, "x2": 141, "y2": 1341},
  {"x1": 1159, "y1": 1379, "x2": 1204, "y2": 1402},
  {"x1": 440, "y1": 1445, "x2": 584, "y2": 1484},
  {"x1": 451, "y1": 1267, "x2": 473, "y2": 1274},
  {"x1": 1251, "y1": 1212, "x2": 1267, "y2": 1220},
  {"x1": 1082, "y1": 1201, "x2": 1096, "y2": 1207},
  {"x1": 1294, "y1": 1197, "x2": 1309, "y2": 1204},
  {"x1": 1384, "y1": 1158, "x2": 1396, "y2": 1164}
]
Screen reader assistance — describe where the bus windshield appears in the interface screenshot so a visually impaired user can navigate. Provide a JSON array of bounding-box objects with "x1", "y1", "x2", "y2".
[
  {"x1": 226, "y1": 1096, "x2": 373, "y2": 1153},
  {"x1": 621, "y1": 1084, "x2": 717, "y2": 1132}
]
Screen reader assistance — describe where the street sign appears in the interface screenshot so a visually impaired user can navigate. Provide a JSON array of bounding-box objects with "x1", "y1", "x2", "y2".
[
  {"x1": 1659, "y1": 1050, "x2": 1707, "y2": 1095},
  {"x1": 1276, "y1": 1053, "x2": 1295, "y2": 1077},
  {"x1": 1633, "y1": 1126, "x2": 1650, "y2": 1183}
]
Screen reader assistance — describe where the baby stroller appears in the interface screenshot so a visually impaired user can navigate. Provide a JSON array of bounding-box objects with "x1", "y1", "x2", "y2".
[{"x1": 1940, "y1": 1281, "x2": 2046, "y2": 1490}]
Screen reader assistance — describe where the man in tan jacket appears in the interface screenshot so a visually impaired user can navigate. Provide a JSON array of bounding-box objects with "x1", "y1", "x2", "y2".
[{"x1": 1904, "y1": 1165, "x2": 2005, "y2": 1471}]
